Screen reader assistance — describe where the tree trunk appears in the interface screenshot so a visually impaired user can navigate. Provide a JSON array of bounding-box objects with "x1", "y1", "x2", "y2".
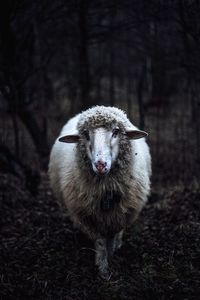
[
  {"x1": 137, "y1": 64, "x2": 146, "y2": 130},
  {"x1": 18, "y1": 109, "x2": 49, "y2": 159},
  {"x1": 78, "y1": 0, "x2": 91, "y2": 111},
  {"x1": 178, "y1": 0, "x2": 200, "y2": 167},
  {"x1": 11, "y1": 112, "x2": 20, "y2": 158},
  {"x1": 0, "y1": 3, "x2": 49, "y2": 167}
]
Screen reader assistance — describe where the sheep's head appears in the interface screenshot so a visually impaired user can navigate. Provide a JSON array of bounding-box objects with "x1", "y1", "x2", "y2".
[{"x1": 59, "y1": 124, "x2": 147, "y2": 176}]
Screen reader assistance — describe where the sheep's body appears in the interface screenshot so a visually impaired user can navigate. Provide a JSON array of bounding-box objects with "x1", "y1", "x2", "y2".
[{"x1": 49, "y1": 106, "x2": 151, "y2": 278}]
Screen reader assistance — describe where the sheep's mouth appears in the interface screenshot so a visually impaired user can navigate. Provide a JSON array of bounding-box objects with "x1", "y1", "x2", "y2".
[
  {"x1": 92, "y1": 160, "x2": 111, "y2": 177},
  {"x1": 94, "y1": 169, "x2": 109, "y2": 177},
  {"x1": 92, "y1": 163, "x2": 110, "y2": 176}
]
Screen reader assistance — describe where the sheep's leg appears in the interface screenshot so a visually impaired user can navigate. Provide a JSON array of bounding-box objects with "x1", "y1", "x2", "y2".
[
  {"x1": 108, "y1": 230, "x2": 124, "y2": 256},
  {"x1": 106, "y1": 237, "x2": 116, "y2": 258},
  {"x1": 107, "y1": 230, "x2": 124, "y2": 258},
  {"x1": 95, "y1": 231, "x2": 123, "y2": 279},
  {"x1": 95, "y1": 238, "x2": 111, "y2": 280},
  {"x1": 114, "y1": 230, "x2": 124, "y2": 250}
]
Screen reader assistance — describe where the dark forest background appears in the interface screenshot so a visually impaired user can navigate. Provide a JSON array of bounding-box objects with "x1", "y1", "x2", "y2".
[{"x1": 0, "y1": 1, "x2": 200, "y2": 299}]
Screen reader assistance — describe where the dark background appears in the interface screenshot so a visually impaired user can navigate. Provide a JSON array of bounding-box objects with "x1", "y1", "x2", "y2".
[{"x1": 0, "y1": 1, "x2": 200, "y2": 299}]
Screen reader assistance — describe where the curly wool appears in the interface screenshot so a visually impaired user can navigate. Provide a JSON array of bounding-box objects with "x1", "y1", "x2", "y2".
[{"x1": 78, "y1": 106, "x2": 132, "y2": 133}]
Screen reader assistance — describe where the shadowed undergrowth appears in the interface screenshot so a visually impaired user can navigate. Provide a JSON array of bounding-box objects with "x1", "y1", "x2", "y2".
[{"x1": 0, "y1": 173, "x2": 200, "y2": 300}]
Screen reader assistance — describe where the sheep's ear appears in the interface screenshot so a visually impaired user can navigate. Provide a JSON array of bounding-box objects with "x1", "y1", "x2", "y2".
[
  {"x1": 126, "y1": 130, "x2": 148, "y2": 140},
  {"x1": 59, "y1": 134, "x2": 80, "y2": 143}
]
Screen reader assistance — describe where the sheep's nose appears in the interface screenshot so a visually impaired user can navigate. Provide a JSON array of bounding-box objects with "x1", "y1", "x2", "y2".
[{"x1": 95, "y1": 161, "x2": 107, "y2": 174}]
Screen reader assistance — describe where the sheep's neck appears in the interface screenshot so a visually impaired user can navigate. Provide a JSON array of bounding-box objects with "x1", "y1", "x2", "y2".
[{"x1": 100, "y1": 190, "x2": 121, "y2": 211}]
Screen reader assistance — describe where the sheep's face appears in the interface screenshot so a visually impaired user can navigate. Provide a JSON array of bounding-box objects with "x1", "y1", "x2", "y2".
[
  {"x1": 59, "y1": 125, "x2": 148, "y2": 176},
  {"x1": 83, "y1": 127, "x2": 120, "y2": 175}
]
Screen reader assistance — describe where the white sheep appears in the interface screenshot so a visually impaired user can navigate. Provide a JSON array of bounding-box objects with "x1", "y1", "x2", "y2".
[{"x1": 48, "y1": 106, "x2": 151, "y2": 279}]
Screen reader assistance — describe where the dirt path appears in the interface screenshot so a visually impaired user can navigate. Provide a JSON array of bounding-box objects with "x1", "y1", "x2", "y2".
[{"x1": 0, "y1": 173, "x2": 200, "y2": 299}]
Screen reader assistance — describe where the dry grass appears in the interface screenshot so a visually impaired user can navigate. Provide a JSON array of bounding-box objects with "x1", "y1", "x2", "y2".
[{"x1": 0, "y1": 171, "x2": 200, "y2": 299}]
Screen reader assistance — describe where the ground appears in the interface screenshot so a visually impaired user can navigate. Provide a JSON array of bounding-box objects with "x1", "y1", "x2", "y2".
[{"x1": 0, "y1": 172, "x2": 200, "y2": 300}]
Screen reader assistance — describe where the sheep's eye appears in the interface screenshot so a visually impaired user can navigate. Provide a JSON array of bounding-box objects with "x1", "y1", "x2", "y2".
[
  {"x1": 83, "y1": 130, "x2": 90, "y2": 141},
  {"x1": 112, "y1": 128, "x2": 119, "y2": 138}
]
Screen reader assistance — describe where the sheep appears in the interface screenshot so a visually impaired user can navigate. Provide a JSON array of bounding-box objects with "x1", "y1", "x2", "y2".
[{"x1": 48, "y1": 106, "x2": 151, "y2": 279}]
